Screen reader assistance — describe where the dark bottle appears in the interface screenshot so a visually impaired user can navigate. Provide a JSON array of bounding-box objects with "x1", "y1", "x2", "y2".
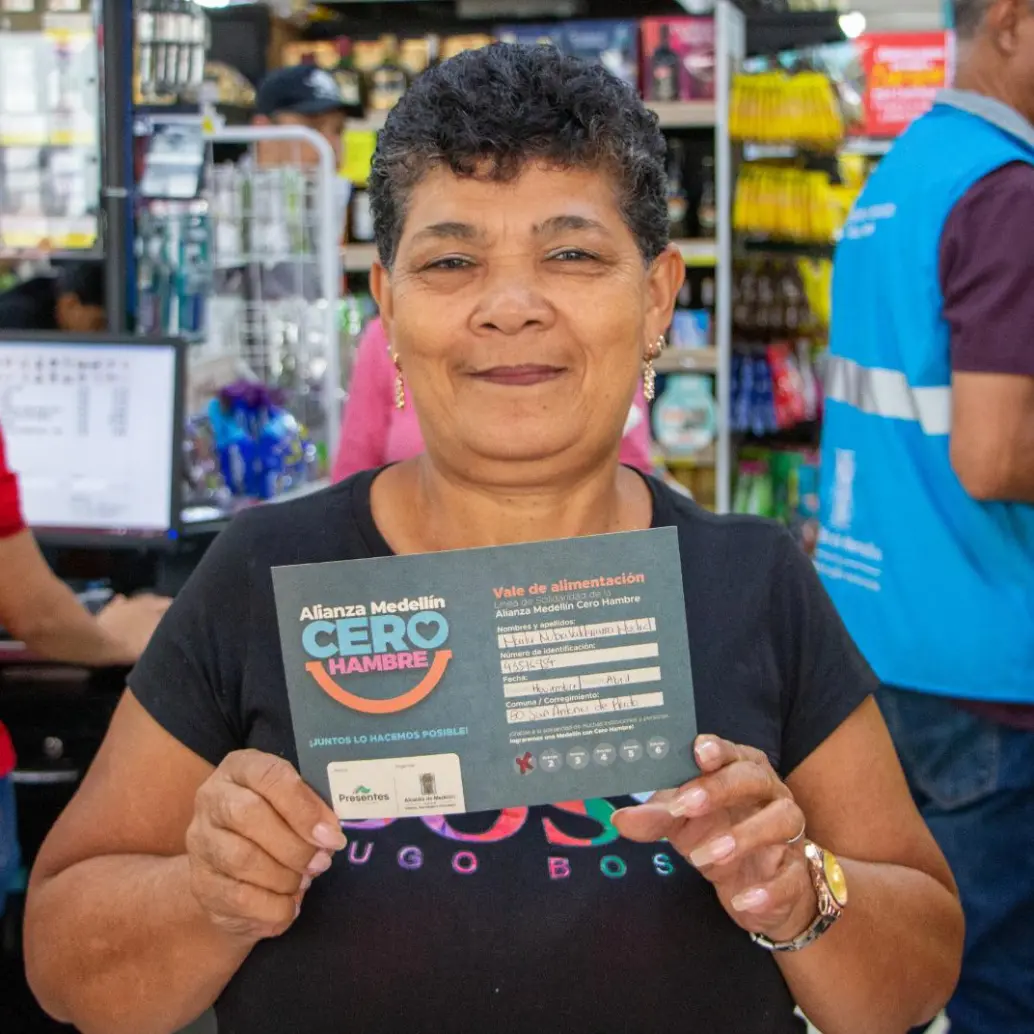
[
  {"x1": 334, "y1": 39, "x2": 364, "y2": 112},
  {"x1": 349, "y1": 187, "x2": 375, "y2": 243},
  {"x1": 697, "y1": 155, "x2": 716, "y2": 237},
  {"x1": 369, "y1": 35, "x2": 408, "y2": 112},
  {"x1": 650, "y1": 24, "x2": 681, "y2": 102},
  {"x1": 666, "y1": 139, "x2": 689, "y2": 239}
]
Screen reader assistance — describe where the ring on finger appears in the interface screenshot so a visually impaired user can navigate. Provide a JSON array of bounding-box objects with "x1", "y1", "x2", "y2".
[{"x1": 786, "y1": 817, "x2": 806, "y2": 846}]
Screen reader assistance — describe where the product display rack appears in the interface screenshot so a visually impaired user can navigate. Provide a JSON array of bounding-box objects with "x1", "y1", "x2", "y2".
[
  {"x1": 722, "y1": 32, "x2": 910, "y2": 539},
  {"x1": 0, "y1": 1, "x2": 105, "y2": 274}
]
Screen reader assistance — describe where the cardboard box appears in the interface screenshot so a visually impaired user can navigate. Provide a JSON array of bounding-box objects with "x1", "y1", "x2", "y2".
[{"x1": 641, "y1": 17, "x2": 716, "y2": 102}]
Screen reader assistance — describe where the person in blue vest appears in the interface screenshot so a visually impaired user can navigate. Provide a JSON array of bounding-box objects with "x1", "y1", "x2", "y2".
[{"x1": 817, "y1": 0, "x2": 1034, "y2": 1031}]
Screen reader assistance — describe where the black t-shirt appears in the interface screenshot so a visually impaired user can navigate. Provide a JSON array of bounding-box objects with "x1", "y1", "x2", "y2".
[{"x1": 129, "y1": 469, "x2": 876, "y2": 1034}]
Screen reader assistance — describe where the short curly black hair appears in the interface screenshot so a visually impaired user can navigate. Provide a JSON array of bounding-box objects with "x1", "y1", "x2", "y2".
[{"x1": 368, "y1": 43, "x2": 669, "y2": 270}]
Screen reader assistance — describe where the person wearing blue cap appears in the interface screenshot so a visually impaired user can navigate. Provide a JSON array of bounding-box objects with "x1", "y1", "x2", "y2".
[{"x1": 252, "y1": 64, "x2": 348, "y2": 169}]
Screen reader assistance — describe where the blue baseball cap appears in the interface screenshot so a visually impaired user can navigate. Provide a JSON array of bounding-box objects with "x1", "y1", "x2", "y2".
[{"x1": 256, "y1": 65, "x2": 347, "y2": 117}]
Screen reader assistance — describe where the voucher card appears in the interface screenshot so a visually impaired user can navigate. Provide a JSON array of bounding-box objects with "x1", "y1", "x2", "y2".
[{"x1": 272, "y1": 528, "x2": 698, "y2": 819}]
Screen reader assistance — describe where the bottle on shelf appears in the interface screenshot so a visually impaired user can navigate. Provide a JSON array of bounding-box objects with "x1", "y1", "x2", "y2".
[
  {"x1": 334, "y1": 39, "x2": 364, "y2": 112},
  {"x1": 650, "y1": 24, "x2": 682, "y2": 103},
  {"x1": 399, "y1": 36, "x2": 434, "y2": 82},
  {"x1": 348, "y1": 185, "x2": 375, "y2": 244},
  {"x1": 369, "y1": 35, "x2": 409, "y2": 113},
  {"x1": 697, "y1": 155, "x2": 716, "y2": 236},
  {"x1": 666, "y1": 139, "x2": 689, "y2": 239}
]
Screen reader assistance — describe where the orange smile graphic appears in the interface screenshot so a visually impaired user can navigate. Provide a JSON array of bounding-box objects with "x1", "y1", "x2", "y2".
[{"x1": 305, "y1": 650, "x2": 453, "y2": 714}]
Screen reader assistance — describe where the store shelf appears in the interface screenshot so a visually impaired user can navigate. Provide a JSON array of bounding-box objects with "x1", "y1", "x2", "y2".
[
  {"x1": 677, "y1": 238, "x2": 717, "y2": 266},
  {"x1": 740, "y1": 238, "x2": 836, "y2": 259},
  {"x1": 349, "y1": 100, "x2": 716, "y2": 134},
  {"x1": 342, "y1": 243, "x2": 379, "y2": 271},
  {"x1": 648, "y1": 100, "x2": 717, "y2": 129},
  {"x1": 657, "y1": 443, "x2": 716, "y2": 469},
  {"x1": 742, "y1": 138, "x2": 894, "y2": 160},
  {"x1": 342, "y1": 238, "x2": 715, "y2": 272},
  {"x1": 656, "y1": 347, "x2": 718, "y2": 375},
  {"x1": 0, "y1": 247, "x2": 103, "y2": 262},
  {"x1": 181, "y1": 477, "x2": 330, "y2": 535}
]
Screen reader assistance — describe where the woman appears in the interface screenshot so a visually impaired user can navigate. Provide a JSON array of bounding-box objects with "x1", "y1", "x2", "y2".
[
  {"x1": 0, "y1": 420, "x2": 169, "y2": 917},
  {"x1": 332, "y1": 317, "x2": 656, "y2": 480},
  {"x1": 24, "y1": 45, "x2": 961, "y2": 1034}
]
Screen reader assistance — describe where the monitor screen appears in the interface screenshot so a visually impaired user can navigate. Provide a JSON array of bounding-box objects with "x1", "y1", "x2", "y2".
[{"x1": 0, "y1": 334, "x2": 183, "y2": 547}]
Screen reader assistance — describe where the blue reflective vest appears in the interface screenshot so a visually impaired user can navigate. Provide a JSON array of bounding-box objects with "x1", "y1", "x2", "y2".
[{"x1": 817, "y1": 92, "x2": 1034, "y2": 702}]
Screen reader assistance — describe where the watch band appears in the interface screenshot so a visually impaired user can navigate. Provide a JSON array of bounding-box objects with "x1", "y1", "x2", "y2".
[
  {"x1": 751, "y1": 909, "x2": 838, "y2": 953},
  {"x1": 750, "y1": 840, "x2": 846, "y2": 953}
]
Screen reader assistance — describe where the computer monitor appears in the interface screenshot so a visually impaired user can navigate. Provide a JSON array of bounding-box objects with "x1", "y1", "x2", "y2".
[{"x1": 0, "y1": 333, "x2": 185, "y2": 548}]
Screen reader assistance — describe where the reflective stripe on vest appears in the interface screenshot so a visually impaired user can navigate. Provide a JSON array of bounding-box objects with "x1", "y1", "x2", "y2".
[{"x1": 824, "y1": 355, "x2": 952, "y2": 436}]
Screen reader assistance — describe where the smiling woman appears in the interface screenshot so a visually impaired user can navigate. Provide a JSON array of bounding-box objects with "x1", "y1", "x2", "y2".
[{"x1": 23, "y1": 43, "x2": 961, "y2": 1034}]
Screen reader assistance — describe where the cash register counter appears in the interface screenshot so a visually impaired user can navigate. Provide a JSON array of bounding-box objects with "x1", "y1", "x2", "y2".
[{"x1": 0, "y1": 537, "x2": 216, "y2": 1034}]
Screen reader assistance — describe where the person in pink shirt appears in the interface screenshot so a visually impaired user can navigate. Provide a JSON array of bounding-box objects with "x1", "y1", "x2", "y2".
[{"x1": 332, "y1": 317, "x2": 655, "y2": 480}]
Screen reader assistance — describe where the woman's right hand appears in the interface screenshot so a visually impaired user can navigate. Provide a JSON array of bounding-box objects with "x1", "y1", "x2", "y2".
[
  {"x1": 95, "y1": 592, "x2": 172, "y2": 662},
  {"x1": 185, "y1": 750, "x2": 347, "y2": 943}
]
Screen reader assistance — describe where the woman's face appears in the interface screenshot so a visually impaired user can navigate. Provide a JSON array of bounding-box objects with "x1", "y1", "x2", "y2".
[{"x1": 372, "y1": 163, "x2": 684, "y2": 478}]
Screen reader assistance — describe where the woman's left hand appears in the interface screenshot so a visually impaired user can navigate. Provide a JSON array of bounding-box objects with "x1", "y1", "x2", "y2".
[{"x1": 612, "y1": 735, "x2": 818, "y2": 943}]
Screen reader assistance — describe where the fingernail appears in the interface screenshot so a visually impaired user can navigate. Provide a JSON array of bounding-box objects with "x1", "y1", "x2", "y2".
[
  {"x1": 670, "y1": 787, "x2": 708, "y2": 817},
  {"x1": 732, "y1": 888, "x2": 769, "y2": 912},
  {"x1": 299, "y1": 874, "x2": 313, "y2": 892},
  {"x1": 313, "y1": 822, "x2": 347, "y2": 850},
  {"x1": 695, "y1": 739, "x2": 720, "y2": 765},
  {"x1": 294, "y1": 901, "x2": 301, "y2": 919},
  {"x1": 690, "y1": 835, "x2": 735, "y2": 868},
  {"x1": 307, "y1": 850, "x2": 332, "y2": 875}
]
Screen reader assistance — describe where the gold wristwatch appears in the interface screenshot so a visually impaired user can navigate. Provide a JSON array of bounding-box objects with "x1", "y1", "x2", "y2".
[{"x1": 751, "y1": 841, "x2": 848, "y2": 953}]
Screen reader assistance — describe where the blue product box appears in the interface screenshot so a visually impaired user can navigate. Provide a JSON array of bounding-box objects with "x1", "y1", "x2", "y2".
[
  {"x1": 561, "y1": 20, "x2": 639, "y2": 91},
  {"x1": 494, "y1": 24, "x2": 564, "y2": 49}
]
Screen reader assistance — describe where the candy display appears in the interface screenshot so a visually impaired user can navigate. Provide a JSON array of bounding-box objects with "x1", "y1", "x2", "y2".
[
  {"x1": 733, "y1": 447, "x2": 821, "y2": 550},
  {"x1": 729, "y1": 70, "x2": 844, "y2": 146},
  {"x1": 733, "y1": 165, "x2": 856, "y2": 244},
  {"x1": 203, "y1": 380, "x2": 317, "y2": 502},
  {"x1": 730, "y1": 342, "x2": 820, "y2": 436}
]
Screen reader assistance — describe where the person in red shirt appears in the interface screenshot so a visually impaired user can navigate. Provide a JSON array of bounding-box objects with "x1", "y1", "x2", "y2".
[{"x1": 0, "y1": 421, "x2": 170, "y2": 914}]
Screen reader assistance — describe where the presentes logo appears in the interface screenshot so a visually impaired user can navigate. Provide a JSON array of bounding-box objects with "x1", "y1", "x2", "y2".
[
  {"x1": 300, "y1": 597, "x2": 453, "y2": 714},
  {"x1": 338, "y1": 784, "x2": 391, "y2": 806}
]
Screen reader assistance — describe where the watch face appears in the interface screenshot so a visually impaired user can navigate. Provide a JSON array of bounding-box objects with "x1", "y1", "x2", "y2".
[{"x1": 823, "y1": 852, "x2": 849, "y2": 907}]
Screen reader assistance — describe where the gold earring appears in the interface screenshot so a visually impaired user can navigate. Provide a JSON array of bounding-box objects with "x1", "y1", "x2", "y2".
[
  {"x1": 643, "y1": 336, "x2": 665, "y2": 403},
  {"x1": 643, "y1": 356, "x2": 657, "y2": 403},
  {"x1": 391, "y1": 354, "x2": 406, "y2": 411}
]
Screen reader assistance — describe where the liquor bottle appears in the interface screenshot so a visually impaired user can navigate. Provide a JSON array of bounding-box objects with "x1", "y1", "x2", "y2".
[
  {"x1": 369, "y1": 35, "x2": 408, "y2": 112},
  {"x1": 697, "y1": 155, "x2": 716, "y2": 236},
  {"x1": 650, "y1": 24, "x2": 681, "y2": 103},
  {"x1": 666, "y1": 139, "x2": 689, "y2": 239},
  {"x1": 399, "y1": 36, "x2": 432, "y2": 81},
  {"x1": 349, "y1": 186, "x2": 375, "y2": 243},
  {"x1": 334, "y1": 38, "x2": 364, "y2": 112}
]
